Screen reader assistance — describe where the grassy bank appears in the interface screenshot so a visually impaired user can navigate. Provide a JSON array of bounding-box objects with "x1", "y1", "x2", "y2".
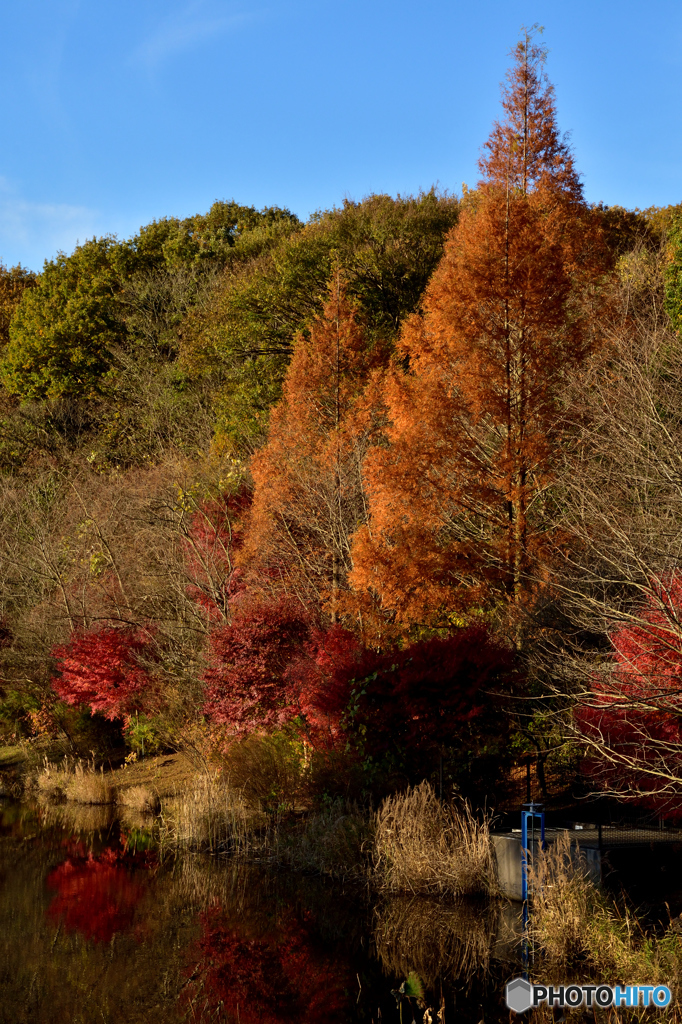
[{"x1": 22, "y1": 757, "x2": 498, "y2": 894}]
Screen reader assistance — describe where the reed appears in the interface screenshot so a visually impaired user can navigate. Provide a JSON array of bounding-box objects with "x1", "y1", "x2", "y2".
[
  {"x1": 65, "y1": 761, "x2": 116, "y2": 804},
  {"x1": 529, "y1": 832, "x2": 682, "y2": 987},
  {"x1": 118, "y1": 784, "x2": 161, "y2": 814},
  {"x1": 372, "y1": 781, "x2": 498, "y2": 898},
  {"x1": 34, "y1": 758, "x2": 72, "y2": 800},
  {"x1": 34, "y1": 758, "x2": 117, "y2": 804},
  {"x1": 158, "y1": 773, "x2": 267, "y2": 854}
]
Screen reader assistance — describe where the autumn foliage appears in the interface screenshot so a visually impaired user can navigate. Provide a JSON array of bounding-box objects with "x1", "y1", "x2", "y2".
[
  {"x1": 202, "y1": 598, "x2": 315, "y2": 736},
  {"x1": 577, "y1": 575, "x2": 682, "y2": 809},
  {"x1": 182, "y1": 488, "x2": 249, "y2": 620},
  {"x1": 349, "y1": 33, "x2": 609, "y2": 627},
  {"x1": 478, "y1": 29, "x2": 583, "y2": 199},
  {"x1": 244, "y1": 277, "x2": 387, "y2": 617},
  {"x1": 340, "y1": 626, "x2": 523, "y2": 789},
  {"x1": 202, "y1": 597, "x2": 361, "y2": 747},
  {"x1": 19, "y1": 31, "x2": 645, "y2": 808},
  {"x1": 52, "y1": 625, "x2": 157, "y2": 723}
]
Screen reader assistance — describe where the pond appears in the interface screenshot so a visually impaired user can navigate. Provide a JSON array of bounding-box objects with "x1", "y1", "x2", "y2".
[{"x1": 0, "y1": 799, "x2": 523, "y2": 1024}]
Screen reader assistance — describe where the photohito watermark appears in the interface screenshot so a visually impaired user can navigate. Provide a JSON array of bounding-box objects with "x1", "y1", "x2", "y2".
[{"x1": 505, "y1": 977, "x2": 672, "y2": 1013}]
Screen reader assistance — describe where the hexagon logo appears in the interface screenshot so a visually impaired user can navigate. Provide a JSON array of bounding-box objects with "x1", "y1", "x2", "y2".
[{"x1": 506, "y1": 977, "x2": 533, "y2": 1013}]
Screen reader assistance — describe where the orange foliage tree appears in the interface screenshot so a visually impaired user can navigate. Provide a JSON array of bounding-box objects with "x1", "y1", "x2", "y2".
[
  {"x1": 243, "y1": 276, "x2": 387, "y2": 621},
  {"x1": 350, "y1": 30, "x2": 610, "y2": 628}
]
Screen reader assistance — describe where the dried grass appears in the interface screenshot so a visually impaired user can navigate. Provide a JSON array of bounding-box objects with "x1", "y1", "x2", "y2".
[
  {"x1": 118, "y1": 784, "x2": 161, "y2": 814},
  {"x1": 64, "y1": 762, "x2": 116, "y2": 804},
  {"x1": 530, "y1": 832, "x2": 682, "y2": 987},
  {"x1": 34, "y1": 759, "x2": 72, "y2": 800},
  {"x1": 34, "y1": 758, "x2": 116, "y2": 804},
  {"x1": 158, "y1": 773, "x2": 267, "y2": 854},
  {"x1": 373, "y1": 782, "x2": 498, "y2": 898}
]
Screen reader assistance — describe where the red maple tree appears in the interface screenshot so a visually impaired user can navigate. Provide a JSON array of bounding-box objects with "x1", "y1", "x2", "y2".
[
  {"x1": 286, "y1": 623, "x2": 361, "y2": 748},
  {"x1": 203, "y1": 598, "x2": 361, "y2": 747},
  {"x1": 202, "y1": 598, "x2": 314, "y2": 735},
  {"x1": 577, "y1": 574, "x2": 682, "y2": 811},
  {"x1": 52, "y1": 625, "x2": 157, "y2": 723}
]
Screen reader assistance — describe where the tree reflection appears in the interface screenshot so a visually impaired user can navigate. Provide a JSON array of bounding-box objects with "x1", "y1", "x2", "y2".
[
  {"x1": 184, "y1": 905, "x2": 351, "y2": 1023},
  {"x1": 46, "y1": 847, "x2": 147, "y2": 943}
]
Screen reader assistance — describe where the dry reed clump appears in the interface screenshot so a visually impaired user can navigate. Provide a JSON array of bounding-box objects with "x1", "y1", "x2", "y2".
[
  {"x1": 64, "y1": 762, "x2": 116, "y2": 804},
  {"x1": 118, "y1": 785, "x2": 161, "y2": 814},
  {"x1": 373, "y1": 782, "x2": 498, "y2": 898},
  {"x1": 530, "y1": 832, "x2": 682, "y2": 987},
  {"x1": 374, "y1": 895, "x2": 498, "y2": 988},
  {"x1": 158, "y1": 774, "x2": 267, "y2": 854},
  {"x1": 34, "y1": 759, "x2": 72, "y2": 800},
  {"x1": 34, "y1": 759, "x2": 117, "y2": 804}
]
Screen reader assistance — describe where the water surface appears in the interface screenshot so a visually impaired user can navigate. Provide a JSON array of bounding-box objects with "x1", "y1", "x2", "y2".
[{"x1": 0, "y1": 800, "x2": 520, "y2": 1023}]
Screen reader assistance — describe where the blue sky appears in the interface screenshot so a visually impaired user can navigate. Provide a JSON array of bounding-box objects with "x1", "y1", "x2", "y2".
[{"x1": 1, "y1": 0, "x2": 680, "y2": 271}]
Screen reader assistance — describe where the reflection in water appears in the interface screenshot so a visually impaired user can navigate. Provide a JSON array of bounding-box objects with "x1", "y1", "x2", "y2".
[
  {"x1": 374, "y1": 895, "x2": 500, "y2": 988},
  {"x1": 35, "y1": 794, "x2": 117, "y2": 833},
  {"x1": 0, "y1": 800, "x2": 521, "y2": 1024},
  {"x1": 46, "y1": 847, "x2": 148, "y2": 943},
  {"x1": 184, "y1": 906, "x2": 351, "y2": 1023}
]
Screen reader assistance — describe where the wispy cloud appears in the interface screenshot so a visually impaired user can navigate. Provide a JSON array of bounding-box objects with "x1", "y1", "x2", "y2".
[
  {"x1": 0, "y1": 180, "x2": 98, "y2": 271},
  {"x1": 133, "y1": 2, "x2": 252, "y2": 71}
]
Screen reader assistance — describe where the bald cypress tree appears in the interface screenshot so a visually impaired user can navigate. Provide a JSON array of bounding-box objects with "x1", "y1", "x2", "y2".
[
  {"x1": 350, "y1": 31, "x2": 610, "y2": 630},
  {"x1": 243, "y1": 276, "x2": 387, "y2": 620}
]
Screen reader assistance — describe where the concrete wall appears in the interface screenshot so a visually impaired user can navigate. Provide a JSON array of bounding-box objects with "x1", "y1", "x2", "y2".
[{"x1": 492, "y1": 832, "x2": 602, "y2": 902}]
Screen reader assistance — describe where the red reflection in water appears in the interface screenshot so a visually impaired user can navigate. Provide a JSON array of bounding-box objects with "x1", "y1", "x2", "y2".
[
  {"x1": 46, "y1": 847, "x2": 146, "y2": 943},
  {"x1": 185, "y1": 907, "x2": 350, "y2": 1023}
]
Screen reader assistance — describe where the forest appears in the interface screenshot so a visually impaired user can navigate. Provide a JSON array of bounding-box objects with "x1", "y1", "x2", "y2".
[{"x1": 1, "y1": 30, "x2": 682, "y2": 819}]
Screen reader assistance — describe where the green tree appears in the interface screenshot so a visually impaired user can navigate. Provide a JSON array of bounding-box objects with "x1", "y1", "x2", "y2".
[
  {"x1": 181, "y1": 191, "x2": 459, "y2": 451},
  {"x1": 1, "y1": 201, "x2": 300, "y2": 403},
  {"x1": 0, "y1": 263, "x2": 37, "y2": 349},
  {"x1": 1, "y1": 238, "x2": 125, "y2": 399},
  {"x1": 665, "y1": 211, "x2": 682, "y2": 334}
]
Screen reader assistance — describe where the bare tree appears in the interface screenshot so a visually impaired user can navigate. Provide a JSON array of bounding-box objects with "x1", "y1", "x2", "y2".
[{"x1": 530, "y1": 237, "x2": 682, "y2": 805}]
